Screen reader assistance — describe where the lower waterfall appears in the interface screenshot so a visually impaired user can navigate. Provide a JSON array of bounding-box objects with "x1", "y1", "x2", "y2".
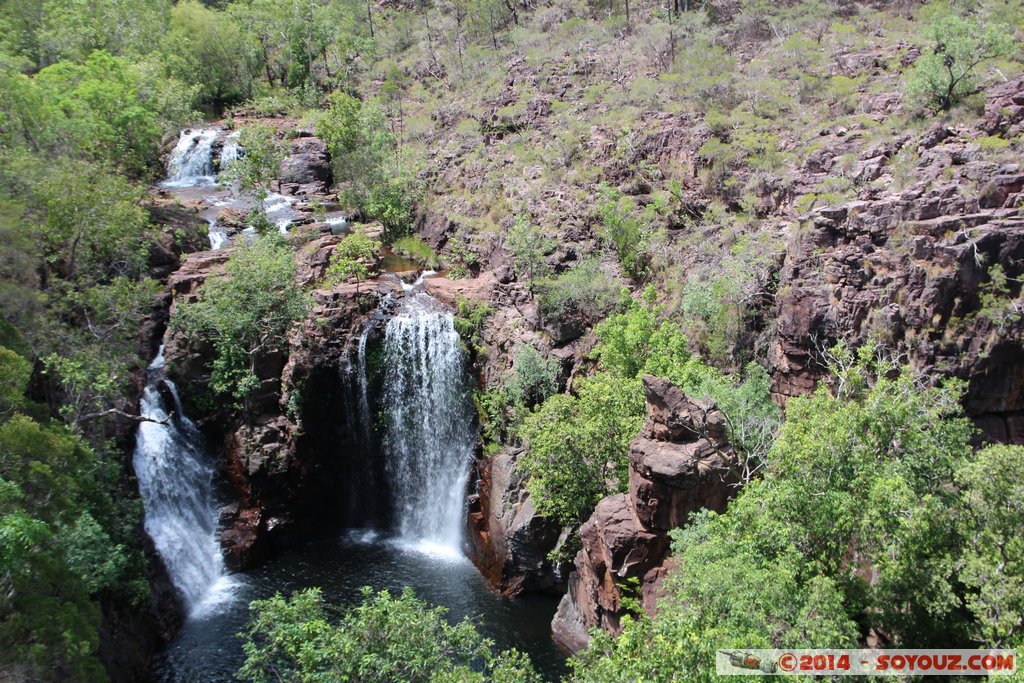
[
  {"x1": 133, "y1": 347, "x2": 233, "y2": 617},
  {"x1": 380, "y1": 292, "x2": 476, "y2": 552}
]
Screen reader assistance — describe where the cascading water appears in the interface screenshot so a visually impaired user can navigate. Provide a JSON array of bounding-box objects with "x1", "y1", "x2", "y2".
[
  {"x1": 380, "y1": 292, "x2": 476, "y2": 553},
  {"x1": 133, "y1": 347, "x2": 234, "y2": 617},
  {"x1": 219, "y1": 131, "x2": 241, "y2": 169},
  {"x1": 162, "y1": 129, "x2": 219, "y2": 188}
]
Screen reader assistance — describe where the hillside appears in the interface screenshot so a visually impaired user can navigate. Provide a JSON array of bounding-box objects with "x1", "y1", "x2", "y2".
[{"x1": 1, "y1": 0, "x2": 1023, "y2": 681}]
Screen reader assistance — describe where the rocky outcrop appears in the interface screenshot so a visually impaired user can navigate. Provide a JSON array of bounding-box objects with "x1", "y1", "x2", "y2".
[
  {"x1": 280, "y1": 133, "x2": 332, "y2": 195},
  {"x1": 552, "y1": 375, "x2": 737, "y2": 652},
  {"x1": 467, "y1": 448, "x2": 567, "y2": 595},
  {"x1": 162, "y1": 240, "x2": 380, "y2": 570},
  {"x1": 769, "y1": 81, "x2": 1024, "y2": 442}
]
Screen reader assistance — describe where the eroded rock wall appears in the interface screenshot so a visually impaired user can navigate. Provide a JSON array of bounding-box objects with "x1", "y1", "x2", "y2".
[{"x1": 552, "y1": 375, "x2": 737, "y2": 652}]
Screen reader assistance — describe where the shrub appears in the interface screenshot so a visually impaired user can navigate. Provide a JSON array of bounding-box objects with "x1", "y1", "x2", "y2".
[
  {"x1": 906, "y1": 14, "x2": 1014, "y2": 111},
  {"x1": 392, "y1": 235, "x2": 438, "y2": 269},
  {"x1": 504, "y1": 216, "x2": 554, "y2": 293},
  {"x1": 325, "y1": 231, "x2": 381, "y2": 292},
  {"x1": 505, "y1": 345, "x2": 560, "y2": 409},
  {"x1": 598, "y1": 192, "x2": 653, "y2": 281},
  {"x1": 535, "y1": 259, "x2": 619, "y2": 325}
]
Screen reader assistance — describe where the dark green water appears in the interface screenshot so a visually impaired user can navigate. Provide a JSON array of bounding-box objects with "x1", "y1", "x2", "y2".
[{"x1": 152, "y1": 531, "x2": 568, "y2": 681}]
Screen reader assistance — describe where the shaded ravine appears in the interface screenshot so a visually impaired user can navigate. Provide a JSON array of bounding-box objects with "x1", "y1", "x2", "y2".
[{"x1": 145, "y1": 290, "x2": 567, "y2": 681}]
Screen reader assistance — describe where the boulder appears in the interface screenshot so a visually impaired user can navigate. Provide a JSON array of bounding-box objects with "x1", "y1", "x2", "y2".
[
  {"x1": 279, "y1": 136, "x2": 332, "y2": 193},
  {"x1": 467, "y1": 449, "x2": 566, "y2": 595}
]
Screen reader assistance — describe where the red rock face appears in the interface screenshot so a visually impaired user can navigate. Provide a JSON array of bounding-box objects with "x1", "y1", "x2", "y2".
[
  {"x1": 552, "y1": 375, "x2": 737, "y2": 652},
  {"x1": 466, "y1": 449, "x2": 567, "y2": 596},
  {"x1": 770, "y1": 76, "x2": 1024, "y2": 443}
]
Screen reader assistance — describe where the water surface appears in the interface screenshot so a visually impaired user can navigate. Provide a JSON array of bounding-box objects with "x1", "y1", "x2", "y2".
[{"x1": 152, "y1": 532, "x2": 568, "y2": 681}]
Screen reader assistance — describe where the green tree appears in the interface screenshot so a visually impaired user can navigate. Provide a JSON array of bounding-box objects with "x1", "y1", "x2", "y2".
[
  {"x1": 907, "y1": 14, "x2": 1014, "y2": 110},
  {"x1": 220, "y1": 123, "x2": 288, "y2": 233},
  {"x1": 172, "y1": 236, "x2": 310, "y2": 401},
  {"x1": 6, "y1": 156, "x2": 155, "y2": 284},
  {"x1": 239, "y1": 587, "x2": 542, "y2": 683},
  {"x1": 519, "y1": 372, "x2": 645, "y2": 526},
  {"x1": 598, "y1": 191, "x2": 653, "y2": 281},
  {"x1": 956, "y1": 444, "x2": 1024, "y2": 648},
  {"x1": 0, "y1": 346, "x2": 31, "y2": 415},
  {"x1": 325, "y1": 231, "x2": 381, "y2": 292},
  {"x1": 505, "y1": 344, "x2": 559, "y2": 409},
  {"x1": 0, "y1": 414, "x2": 134, "y2": 682},
  {"x1": 504, "y1": 217, "x2": 554, "y2": 294},
  {"x1": 164, "y1": 0, "x2": 256, "y2": 107}
]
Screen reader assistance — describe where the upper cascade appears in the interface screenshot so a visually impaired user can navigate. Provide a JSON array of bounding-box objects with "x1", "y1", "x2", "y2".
[{"x1": 162, "y1": 129, "x2": 219, "y2": 188}]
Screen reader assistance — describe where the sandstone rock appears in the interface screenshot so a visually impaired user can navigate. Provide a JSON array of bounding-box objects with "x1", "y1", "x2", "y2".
[
  {"x1": 279, "y1": 136, "x2": 332, "y2": 193},
  {"x1": 552, "y1": 377, "x2": 736, "y2": 652},
  {"x1": 467, "y1": 449, "x2": 566, "y2": 595}
]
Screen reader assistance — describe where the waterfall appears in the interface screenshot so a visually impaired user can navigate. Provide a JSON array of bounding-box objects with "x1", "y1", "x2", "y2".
[
  {"x1": 219, "y1": 131, "x2": 241, "y2": 170},
  {"x1": 162, "y1": 129, "x2": 218, "y2": 188},
  {"x1": 133, "y1": 347, "x2": 234, "y2": 617},
  {"x1": 380, "y1": 293, "x2": 476, "y2": 553},
  {"x1": 207, "y1": 219, "x2": 228, "y2": 251}
]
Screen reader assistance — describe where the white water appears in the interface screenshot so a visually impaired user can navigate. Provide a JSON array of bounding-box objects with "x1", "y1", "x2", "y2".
[
  {"x1": 207, "y1": 220, "x2": 228, "y2": 251},
  {"x1": 220, "y1": 131, "x2": 241, "y2": 169},
  {"x1": 133, "y1": 348, "x2": 235, "y2": 617},
  {"x1": 381, "y1": 293, "x2": 476, "y2": 552},
  {"x1": 162, "y1": 129, "x2": 219, "y2": 188},
  {"x1": 264, "y1": 192, "x2": 295, "y2": 234}
]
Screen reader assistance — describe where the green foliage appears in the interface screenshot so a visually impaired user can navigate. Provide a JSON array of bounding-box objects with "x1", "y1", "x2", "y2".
[
  {"x1": 573, "y1": 347, "x2": 984, "y2": 681},
  {"x1": 172, "y1": 236, "x2": 311, "y2": 401},
  {"x1": 164, "y1": 0, "x2": 256, "y2": 107},
  {"x1": 907, "y1": 13, "x2": 1014, "y2": 111},
  {"x1": 452, "y1": 296, "x2": 494, "y2": 354},
  {"x1": 535, "y1": 259, "x2": 619, "y2": 325},
  {"x1": 239, "y1": 587, "x2": 541, "y2": 683},
  {"x1": 505, "y1": 345, "x2": 560, "y2": 409},
  {"x1": 679, "y1": 231, "x2": 782, "y2": 366},
  {"x1": 221, "y1": 123, "x2": 287, "y2": 228},
  {"x1": 0, "y1": 346, "x2": 31, "y2": 415},
  {"x1": 0, "y1": 50, "x2": 195, "y2": 177},
  {"x1": 504, "y1": 217, "x2": 554, "y2": 293},
  {"x1": 956, "y1": 445, "x2": 1024, "y2": 647},
  {"x1": 976, "y1": 263, "x2": 1022, "y2": 331},
  {"x1": 317, "y1": 91, "x2": 417, "y2": 240},
  {"x1": 325, "y1": 231, "x2": 381, "y2": 292},
  {"x1": 593, "y1": 293, "x2": 780, "y2": 478},
  {"x1": 519, "y1": 373, "x2": 645, "y2": 526},
  {"x1": 391, "y1": 236, "x2": 437, "y2": 269},
  {"x1": 365, "y1": 173, "x2": 420, "y2": 242},
  {"x1": 0, "y1": 414, "x2": 134, "y2": 682},
  {"x1": 6, "y1": 157, "x2": 155, "y2": 283},
  {"x1": 598, "y1": 191, "x2": 653, "y2": 280}
]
